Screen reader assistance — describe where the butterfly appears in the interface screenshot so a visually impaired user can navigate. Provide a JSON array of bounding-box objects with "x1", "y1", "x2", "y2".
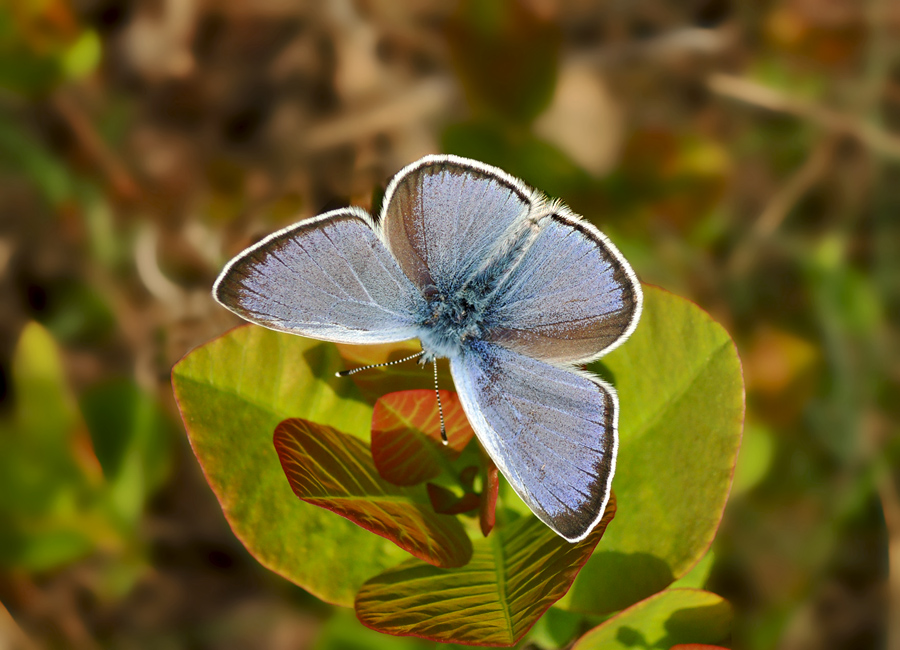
[{"x1": 213, "y1": 155, "x2": 642, "y2": 542}]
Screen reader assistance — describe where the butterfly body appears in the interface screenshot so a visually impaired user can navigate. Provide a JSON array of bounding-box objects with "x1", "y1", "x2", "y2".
[
  {"x1": 214, "y1": 155, "x2": 642, "y2": 542},
  {"x1": 416, "y1": 282, "x2": 491, "y2": 362}
]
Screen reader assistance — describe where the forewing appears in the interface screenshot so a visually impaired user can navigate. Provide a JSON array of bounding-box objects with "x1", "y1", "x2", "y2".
[
  {"x1": 450, "y1": 341, "x2": 617, "y2": 542},
  {"x1": 214, "y1": 209, "x2": 422, "y2": 344},
  {"x1": 485, "y1": 209, "x2": 642, "y2": 365},
  {"x1": 379, "y1": 155, "x2": 534, "y2": 292}
]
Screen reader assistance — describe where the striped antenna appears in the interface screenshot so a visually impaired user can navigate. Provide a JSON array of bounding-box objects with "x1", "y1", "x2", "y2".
[
  {"x1": 433, "y1": 358, "x2": 447, "y2": 445},
  {"x1": 335, "y1": 351, "x2": 424, "y2": 377}
]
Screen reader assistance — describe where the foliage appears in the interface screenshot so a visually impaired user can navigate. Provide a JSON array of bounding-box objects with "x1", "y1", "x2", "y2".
[
  {"x1": 560, "y1": 288, "x2": 744, "y2": 614},
  {"x1": 0, "y1": 0, "x2": 100, "y2": 95},
  {"x1": 274, "y1": 418, "x2": 474, "y2": 568},
  {"x1": 0, "y1": 323, "x2": 171, "y2": 570},
  {"x1": 355, "y1": 502, "x2": 614, "y2": 646},
  {"x1": 172, "y1": 286, "x2": 743, "y2": 645},
  {"x1": 571, "y1": 588, "x2": 732, "y2": 650},
  {"x1": 170, "y1": 326, "x2": 397, "y2": 606},
  {"x1": 2, "y1": 0, "x2": 895, "y2": 646}
]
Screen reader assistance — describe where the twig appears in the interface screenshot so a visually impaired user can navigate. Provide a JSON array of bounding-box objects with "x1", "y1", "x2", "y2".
[
  {"x1": 134, "y1": 224, "x2": 187, "y2": 307},
  {"x1": 51, "y1": 90, "x2": 141, "y2": 201},
  {"x1": 303, "y1": 78, "x2": 454, "y2": 153},
  {"x1": 728, "y1": 137, "x2": 837, "y2": 276},
  {"x1": 708, "y1": 73, "x2": 900, "y2": 159},
  {"x1": 0, "y1": 599, "x2": 41, "y2": 650},
  {"x1": 573, "y1": 26, "x2": 732, "y2": 68},
  {"x1": 879, "y1": 472, "x2": 900, "y2": 650}
]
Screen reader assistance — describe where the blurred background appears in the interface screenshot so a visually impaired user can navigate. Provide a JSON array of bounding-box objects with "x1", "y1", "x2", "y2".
[{"x1": 0, "y1": 0, "x2": 898, "y2": 648}]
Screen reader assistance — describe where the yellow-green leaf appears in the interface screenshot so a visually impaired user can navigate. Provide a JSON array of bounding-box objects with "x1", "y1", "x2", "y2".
[
  {"x1": 571, "y1": 589, "x2": 732, "y2": 650},
  {"x1": 171, "y1": 325, "x2": 401, "y2": 606},
  {"x1": 559, "y1": 287, "x2": 744, "y2": 614}
]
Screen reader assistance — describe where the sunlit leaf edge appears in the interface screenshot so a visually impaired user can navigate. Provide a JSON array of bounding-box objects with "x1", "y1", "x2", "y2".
[
  {"x1": 170, "y1": 330, "x2": 308, "y2": 591},
  {"x1": 642, "y1": 286, "x2": 746, "y2": 587},
  {"x1": 170, "y1": 325, "x2": 396, "y2": 606}
]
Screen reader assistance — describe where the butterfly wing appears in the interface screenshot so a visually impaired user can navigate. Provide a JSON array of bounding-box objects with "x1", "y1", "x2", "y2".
[
  {"x1": 378, "y1": 155, "x2": 536, "y2": 292},
  {"x1": 485, "y1": 208, "x2": 642, "y2": 365},
  {"x1": 380, "y1": 156, "x2": 640, "y2": 364},
  {"x1": 450, "y1": 340, "x2": 617, "y2": 542},
  {"x1": 214, "y1": 208, "x2": 422, "y2": 344}
]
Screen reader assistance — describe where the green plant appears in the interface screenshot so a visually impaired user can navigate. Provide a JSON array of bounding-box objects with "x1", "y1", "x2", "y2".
[
  {"x1": 171, "y1": 285, "x2": 744, "y2": 647},
  {"x1": 0, "y1": 323, "x2": 173, "y2": 574}
]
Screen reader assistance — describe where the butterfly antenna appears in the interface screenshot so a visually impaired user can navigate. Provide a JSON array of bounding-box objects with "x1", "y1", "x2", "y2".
[
  {"x1": 433, "y1": 358, "x2": 448, "y2": 445},
  {"x1": 335, "y1": 351, "x2": 424, "y2": 377}
]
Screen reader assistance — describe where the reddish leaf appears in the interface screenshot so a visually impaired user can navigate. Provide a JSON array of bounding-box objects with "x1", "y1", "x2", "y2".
[
  {"x1": 479, "y1": 460, "x2": 499, "y2": 537},
  {"x1": 274, "y1": 418, "x2": 472, "y2": 568},
  {"x1": 334, "y1": 342, "x2": 455, "y2": 403},
  {"x1": 426, "y1": 483, "x2": 481, "y2": 515},
  {"x1": 460, "y1": 465, "x2": 479, "y2": 490},
  {"x1": 355, "y1": 495, "x2": 616, "y2": 646},
  {"x1": 371, "y1": 390, "x2": 475, "y2": 486}
]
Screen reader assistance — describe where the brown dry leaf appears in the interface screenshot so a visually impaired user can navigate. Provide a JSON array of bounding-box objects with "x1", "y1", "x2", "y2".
[{"x1": 533, "y1": 63, "x2": 624, "y2": 176}]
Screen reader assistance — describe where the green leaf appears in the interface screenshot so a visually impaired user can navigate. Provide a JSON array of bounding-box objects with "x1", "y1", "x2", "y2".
[
  {"x1": 730, "y1": 422, "x2": 774, "y2": 496},
  {"x1": 0, "y1": 2, "x2": 100, "y2": 95},
  {"x1": 171, "y1": 325, "x2": 402, "y2": 606},
  {"x1": 80, "y1": 380, "x2": 175, "y2": 526},
  {"x1": 0, "y1": 324, "x2": 117, "y2": 570},
  {"x1": 571, "y1": 589, "x2": 732, "y2": 650},
  {"x1": 5, "y1": 323, "x2": 79, "y2": 441},
  {"x1": 523, "y1": 605, "x2": 587, "y2": 650},
  {"x1": 371, "y1": 390, "x2": 474, "y2": 486},
  {"x1": 671, "y1": 551, "x2": 716, "y2": 590},
  {"x1": 60, "y1": 30, "x2": 101, "y2": 80},
  {"x1": 354, "y1": 495, "x2": 616, "y2": 646},
  {"x1": 274, "y1": 418, "x2": 473, "y2": 568},
  {"x1": 559, "y1": 286, "x2": 744, "y2": 614}
]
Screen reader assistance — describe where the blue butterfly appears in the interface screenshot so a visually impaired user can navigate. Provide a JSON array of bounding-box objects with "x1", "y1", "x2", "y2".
[{"x1": 214, "y1": 155, "x2": 642, "y2": 542}]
